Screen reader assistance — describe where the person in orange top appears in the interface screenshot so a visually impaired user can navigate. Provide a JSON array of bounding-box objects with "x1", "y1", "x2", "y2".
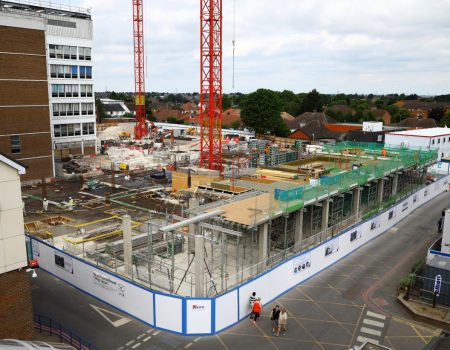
[{"x1": 251, "y1": 298, "x2": 262, "y2": 324}]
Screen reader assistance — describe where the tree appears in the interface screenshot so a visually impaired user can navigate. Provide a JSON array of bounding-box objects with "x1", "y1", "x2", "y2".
[
  {"x1": 278, "y1": 90, "x2": 301, "y2": 116},
  {"x1": 240, "y1": 89, "x2": 283, "y2": 135},
  {"x1": 300, "y1": 89, "x2": 323, "y2": 113},
  {"x1": 439, "y1": 112, "x2": 450, "y2": 127},
  {"x1": 230, "y1": 120, "x2": 241, "y2": 129},
  {"x1": 95, "y1": 98, "x2": 106, "y2": 123},
  {"x1": 429, "y1": 107, "x2": 446, "y2": 122},
  {"x1": 222, "y1": 95, "x2": 232, "y2": 110}
]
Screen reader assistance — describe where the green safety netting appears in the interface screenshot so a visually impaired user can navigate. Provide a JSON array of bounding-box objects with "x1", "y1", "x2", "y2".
[{"x1": 276, "y1": 142, "x2": 438, "y2": 213}]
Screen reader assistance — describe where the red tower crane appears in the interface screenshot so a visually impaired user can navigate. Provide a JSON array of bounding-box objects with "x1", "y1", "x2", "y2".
[
  {"x1": 132, "y1": 0, "x2": 148, "y2": 140},
  {"x1": 200, "y1": 0, "x2": 223, "y2": 171}
]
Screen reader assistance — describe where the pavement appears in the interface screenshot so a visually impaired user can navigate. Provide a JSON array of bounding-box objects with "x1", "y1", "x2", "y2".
[{"x1": 32, "y1": 191, "x2": 450, "y2": 350}]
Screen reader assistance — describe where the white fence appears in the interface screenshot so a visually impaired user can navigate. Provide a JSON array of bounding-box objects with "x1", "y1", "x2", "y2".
[{"x1": 29, "y1": 175, "x2": 449, "y2": 335}]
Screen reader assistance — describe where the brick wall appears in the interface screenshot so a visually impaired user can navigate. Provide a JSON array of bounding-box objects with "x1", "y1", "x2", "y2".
[
  {"x1": 0, "y1": 25, "x2": 53, "y2": 181},
  {"x1": 0, "y1": 270, "x2": 33, "y2": 340}
]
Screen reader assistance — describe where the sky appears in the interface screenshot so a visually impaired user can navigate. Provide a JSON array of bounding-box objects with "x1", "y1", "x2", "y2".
[{"x1": 58, "y1": 0, "x2": 450, "y2": 95}]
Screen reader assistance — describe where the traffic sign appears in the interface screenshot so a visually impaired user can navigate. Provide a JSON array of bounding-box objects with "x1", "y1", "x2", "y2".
[{"x1": 434, "y1": 275, "x2": 442, "y2": 296}]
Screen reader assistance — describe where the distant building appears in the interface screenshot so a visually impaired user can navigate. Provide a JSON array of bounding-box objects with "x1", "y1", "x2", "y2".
[
  {"x1": 385, "y1": 127, "x2": 450, "y2": 160},
  {"x1": 395, "y1": 100, "x2": 450, "y2": 118},
  {"x1": 286, "y1": 112, "x2": 337, "y2": 131},
  {"x1": 0, "y1": 153, "x2": 33, "y2": 340},
  {"x1": 101, "y1": 99, "x2": 133, "y2": 118}
]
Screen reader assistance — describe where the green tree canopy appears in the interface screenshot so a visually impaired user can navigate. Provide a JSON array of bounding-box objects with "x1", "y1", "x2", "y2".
[
  {"x1": 240, "y1": 89, "x2": 284, "y2": 135},
  {"x1": 439, "y1": 111, "x2": 450, "y2": 127},
  {"x1": 300, "y1": 89, "x2": 323, "y2": 113},
  {"x1": 429, "y1": 107, "x2": 446, "y2": 122}
]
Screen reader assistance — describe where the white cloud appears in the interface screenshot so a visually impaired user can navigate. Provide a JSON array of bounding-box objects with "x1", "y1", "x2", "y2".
[{"x1": 58, "y1": 0, "x2": 450, "y2": 94}]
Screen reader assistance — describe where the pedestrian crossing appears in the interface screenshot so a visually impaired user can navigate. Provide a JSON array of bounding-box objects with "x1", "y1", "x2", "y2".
[{"x1": 354, "y1": 309, "x2": 389, "y2": 347}]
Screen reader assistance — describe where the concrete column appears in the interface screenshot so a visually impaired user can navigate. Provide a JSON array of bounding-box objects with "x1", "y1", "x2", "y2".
[
  {"x1": 194, "y1": 235, "x2": 205, "y2": 297},
  {"x1": 321, "y1": 199, "x2": 330, "y2": 232},
  {"x1": 122, "y1": 215, "x2": 133, "y2": 277},
  {"x1": 258, "y1": 223, "x2": 269, "y2": 264},
  {"x1": 352, "y1": 188, "x2": 361, "y2": 217},
  {"x1": 294, "y1": 210, "x2": 304, "y2": 250},
  {"x1": 377, "y1": 178, "x2": 384, "y2": 204},
  {"x1": 392, "y1": 173, "x2": 399, "y2": 196}
]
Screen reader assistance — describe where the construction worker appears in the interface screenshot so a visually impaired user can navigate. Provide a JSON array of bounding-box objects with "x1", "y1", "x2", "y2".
[
  {"x1": 42, "y1": 198, "x2": 49, "y2": 212},
  {"x1": 68, "y1": 197, "x2": 74, "y2": 211}
]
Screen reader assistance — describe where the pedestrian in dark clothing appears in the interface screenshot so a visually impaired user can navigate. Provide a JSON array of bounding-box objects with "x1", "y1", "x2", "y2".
[
  {"x1": 270, "y1": 305, "x2": 280, "y2": 333},
  {"x1": 249, "y1": 291, "x2": 257, "y2": 307}
]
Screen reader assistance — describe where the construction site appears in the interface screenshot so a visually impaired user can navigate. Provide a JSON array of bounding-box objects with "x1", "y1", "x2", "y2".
[{"x1": 23, "y1": 140, "x2": 440, "y2": 297}]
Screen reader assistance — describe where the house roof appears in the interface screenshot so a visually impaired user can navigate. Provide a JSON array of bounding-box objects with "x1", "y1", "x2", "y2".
[
  {"x1": 280, "y1": 112, "x2": 295, "y2": 122},
  {"x1": 289, "y1": 129, "x2": 311, "y2": 140},
  {"x1": 154, "y1": 109, "x2": 183, "y2": 122},
  {"x1": 327, "y1": 105, "x2": 354, "y2": 115},
  {"x1": 0, "y1": 152, "x2": 27, "y2": 175},
  {"x1": 286, "y1": 112, "x2": 337, "y2": 130},
  {"x1": 402, "y1": 101, "x2": 450, "y2": 110},
  {"x1": 103, "y1": 104, "x2": 126, "y2": 113},
  {"x1": 181, "y1": 102, "x2": 199, "y2": 111},
  {"x1": 222, "y1": 108, "x2": 241, "y2": 125},
  {"x1": 325, "y1": 124, "x2": 362, "y2": 132},
  {"x1": 395, "y1": 117, "x2": 437, "y2": 129}
]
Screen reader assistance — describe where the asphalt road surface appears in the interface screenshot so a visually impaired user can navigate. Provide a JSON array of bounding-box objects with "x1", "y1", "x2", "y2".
[{"x1": 32, "y1": 191, "x2": 450, "y2": 350}]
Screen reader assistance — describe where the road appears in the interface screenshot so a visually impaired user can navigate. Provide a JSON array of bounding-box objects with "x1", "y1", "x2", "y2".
[{"x1": 32, "y1": 191, "x2": 450, "y2": 350}]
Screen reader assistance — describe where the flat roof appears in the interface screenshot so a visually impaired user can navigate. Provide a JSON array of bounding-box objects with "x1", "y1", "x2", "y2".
[
  {"x1": 386, "y1": 127, "x2": 450, "y2": 138},
  {"x1": 1, "y1": 0, "x2": 91, "y2": 19}
]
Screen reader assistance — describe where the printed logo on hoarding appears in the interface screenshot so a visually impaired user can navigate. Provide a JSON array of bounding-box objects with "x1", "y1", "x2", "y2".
[
  {"x1": 192, "y1": 304, "x2": 205, "y2": 310},
  {"x1": 93, "y1": 271, "x2": 126, "y2": 297}
]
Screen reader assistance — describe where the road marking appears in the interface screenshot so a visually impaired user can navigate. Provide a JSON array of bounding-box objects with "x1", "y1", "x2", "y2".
[
  {"x1": 137, "y1": 334, "x2": 146, "y2": 339},
  {"x1": 131, "y1": 342, "x2": 141, "y2": 349},
  {"x1": 90, "y1": 304, "x2": 131, "y2": 328},
  {"x1": 366, "y1": 311, "x2": 387, "y2": 320},
  {"x1": 146, "y1": 330, "x2": 153, "y2": 334},
  {"x1": 185, "y1": 343, "x2": 193, "y2": 348},
  {"x1": 153, "y1": 330, "x2": 160, "y2": 335},
  {"x1": 363, "y1": 319, "x2": 384, "y2": 328},
  {"x1": 125, "y1": 340, "x2": 135, "y2": 346},
  {"x1": 360, "y1": 327, "x2": 382, "y2": 336},
  {"x1": 142, "y1": 336, "x2": 152, "y2": 342},
  {"x1": 357, "y1": 336, "x2": 379, "y2": 344},
  {"x1": 194, "y1": 337, "x2": 201, "y2": 342}
]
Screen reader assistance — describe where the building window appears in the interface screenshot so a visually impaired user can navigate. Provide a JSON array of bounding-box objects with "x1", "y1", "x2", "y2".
[
  {"x1": 49, "y1": 44, "x2": 77, "y2": 60},
  {"x1": 51, "y1": 84, "x2": 79, "y2": 97},
  {"x1": 53, "y1": 103, "x2": 80, "y2": 117},
  {"x1": 50, "y1": 65, "x2": 78, "y2": 78},
  {"x1": 54, "y1": 123, "x2": 82, "y2": 137},
  {"x1": 10, "y1": 135, "x2": 20, "y2": 153},
  {"x1": 79, "y1": 47, "x2": 91, "y2": 61},
  {"x1": 82, "y1": 122, "x2": 95, "y2": 135},
  {"x1": 438, "y1": 139, "x2": 441, "y2": 144},
  {"x1": 79, "y1": 66, "x2": 92, "y2": 79},
  {"x1": 377, "y1": 135, "x2": 383, "y2": 142},
  {"x1": 432, "y1": 139, "x2": 435, "y2": 145},
  {"x1": 80, "y1": 84, "x2": 93, "y2": 97},
  {"x1": 81, "y1": 103, "x2": 94, "y2": 115}
]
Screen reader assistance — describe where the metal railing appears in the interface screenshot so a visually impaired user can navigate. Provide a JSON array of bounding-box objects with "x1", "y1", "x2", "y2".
[{"x1": 34, "y1": 315, "x2": 99, "y2": 350}]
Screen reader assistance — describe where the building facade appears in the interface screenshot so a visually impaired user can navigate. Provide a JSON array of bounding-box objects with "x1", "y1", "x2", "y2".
[
  {"x1": 0, "y1": 153, "x2": 33, "y2": 340},
  {"x1": 0, "y1": 9, "x2": 53, "y2": 182}
]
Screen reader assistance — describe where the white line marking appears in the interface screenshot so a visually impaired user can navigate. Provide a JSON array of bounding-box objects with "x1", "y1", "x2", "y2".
[
  {"x1": 357, "y1": 336, "x2": 379, "y2": 345},
  {"x1": 153, "y1": 330, "x2": 160, "y2": 335},
  {"x1": 366, "y1": 311, "x2": 387, "y2": 320},
  {"x1": 90, "y1": 304, "x2": 132, "y2": 328},
  {"x1": 125, "y1": 340, "x2": 135, "y2": 346},
  {"x1": 142, "y1": 336, "x2": 152, "y2": 342},
  {"x1": 146, "y1": 330, "x2": 152, "y2": 334},
  {"x1": 185, "y1": 343, "x2": 193, "y2": 349},
  {"x1": 131, "y1": 343, "x2": 141, "y2": 349},
  {"x1": 194, "y1": 337, "x2": 201, "y2": 342},
  {"x1": 360, "y1": 327, "x2": 382, "y2": 336},
  {"x1": 137, "y1": 334, "x2": 146, "y2": 340},
  {"x1": 363, "y1": 319, "x2": 384, "y2": 328}
]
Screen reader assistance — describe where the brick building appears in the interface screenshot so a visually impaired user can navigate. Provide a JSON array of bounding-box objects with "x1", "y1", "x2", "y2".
[
  {"x1": 0, "y1": 153, "x2": 33, "y2": 340},
  {"x1": 0, "y1": 10, "x2": 53, "y2": 182}
]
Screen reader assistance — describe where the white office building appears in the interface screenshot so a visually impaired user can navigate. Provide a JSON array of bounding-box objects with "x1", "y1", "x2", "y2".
[{"x1": 3, "y1": 1, "x2": 97, "y2": 156}]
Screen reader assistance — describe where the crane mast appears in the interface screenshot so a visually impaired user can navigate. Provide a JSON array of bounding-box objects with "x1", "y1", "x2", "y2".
[
  {"x1": 133, "y1": 0, "x2": 148, "y2": 140},
  {"x1": 200, "y1": 0, "x2": 223, "y2": 171}
]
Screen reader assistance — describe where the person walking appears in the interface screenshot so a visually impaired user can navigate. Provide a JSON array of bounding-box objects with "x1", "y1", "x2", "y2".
[
  {"x1": 270, "y1": 305, "x2": 280, "y2": 333},
  {"x1": 251, "y1": 298, "x2": 262, "y2": 325},
  {"x1": 42, "y1": 198, "x2": 49, "y2": 212},
  {"x1": 68, "y1": 197, "x2": 74, "y2": 211},
  {"x1": 275, "y1": 307, "x2": 287, "y2": 336}
]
